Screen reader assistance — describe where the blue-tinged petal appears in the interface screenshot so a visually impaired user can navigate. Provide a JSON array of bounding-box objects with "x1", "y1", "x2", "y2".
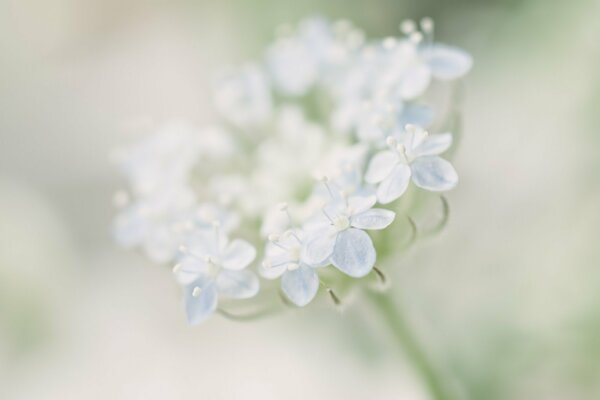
[
  {"x1": 174, "y1": 255, "x2": 210, "y2": 285},
  {"x1": 351, "y1": 208, "x2": 396, "y2": 230},
  {"x1": 216, "y1": 270, "x2": 259, "y2": 299},
  {"x1": 398, "y1": 104, "x2": 434, "y2": 129},
  {"x1": 412, "y1": 133, "x2": 453, "y2": 157},
  {"x1": 423, "y1": 44, "x2": 473, "y2": 80},
  {"x1": 184, "y1": 281, "x2": 217, "y2": 325},
  {"x1": 376, "y1": 164, "x2": 412, "y2": 204},
  {"x1": 331, "y1": 228, "x2": 376, "y2": 278},
  {"x1": 281, "y1": 265, "x2": 319, "y2": 306},
  {"x1": 411, "y1": 156, "x2": 458, "y2": 191},
  {"x1": 365, "y1": 151, "x2": 398, "y2": 184},
  {"x1": 302, "y1": 227, "x2": 337, "y2": 265},
  {"x1": 221, "y1": 239, "x2": 256, "y2": 270}
]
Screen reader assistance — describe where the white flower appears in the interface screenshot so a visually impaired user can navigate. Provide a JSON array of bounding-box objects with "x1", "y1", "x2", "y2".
[
  {"x1": 214, "y1": 63, "x2": 272, "y2": 128},
  {"x1": 382, "y1": 20, "x2": 472, "y2": 100},
  {"x1": 365, "y1": 124, "x2": 458, "y2": 204},
  {"x1": 260, "y1": 229, "x2": 322, "y2": 306},
  {"x1": 114, "y1": 122, "x2": 201, "y2": 196},
  {"x1": 303, "y1": 191, "x2": 395, "y2": 277},
  {"x1": 112, "y1": 186, "x2": 197, "y2": 263},
  {"x1": 174, "y1": 226, "x2": 258, "y2": 324}
]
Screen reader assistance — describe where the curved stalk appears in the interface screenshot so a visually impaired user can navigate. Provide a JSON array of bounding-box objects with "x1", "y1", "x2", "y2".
[{"x1": 366, "y1": 290, "x2": 453, "y2": 400}]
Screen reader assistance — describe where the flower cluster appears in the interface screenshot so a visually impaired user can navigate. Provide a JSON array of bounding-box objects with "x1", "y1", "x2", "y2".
[{"x1": 112, "y1": 17, "x2": 471, "y2": 324}]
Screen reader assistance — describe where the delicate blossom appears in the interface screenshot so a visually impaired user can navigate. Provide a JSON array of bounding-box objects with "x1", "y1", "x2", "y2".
[
  {"x1": 174, "y1": 225, "x2": 258, "y2": 324},
  {"x1": 365, "y1": 124, "x2": 458, "y2": 204},
  {"x1": 112, "y1": 16, "x2": 471, "y2": 324},
  {"x1": 303, "y1": 188, "x2": 395, "y2": 277},
  {"x1": 260, "y1": 227, "x2": 322, "y2": 306}
]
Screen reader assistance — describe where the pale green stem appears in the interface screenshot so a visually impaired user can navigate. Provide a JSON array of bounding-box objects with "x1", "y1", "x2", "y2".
[{"x1": 366, "y1": 290, "x2": 453, "y2": 400}]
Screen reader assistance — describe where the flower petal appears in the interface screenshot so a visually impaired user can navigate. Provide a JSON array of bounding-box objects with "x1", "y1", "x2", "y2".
[
  {"x1": 331, "y1": 228, "x2": 376, "y2": 277},
  {"x1": 348, "y1": 194, "x2": 377, "y2": 215},
  {"x1": 411, "y1": 156, "x2": 458, "y2": 191},
  {"x1": 221, "y1": 239, "x2": 256, "y2": 270},
  {"x1": 351, "y1": 208, "x2": 396, "y2": 230},
  {"x1": 281, "y1": 265, "x2": 319, "y2": 306},
  {"x1": 376, "y1": 164, "x2": 412, "y2": 204},
  {"x1": 174, "y1": 256, "x2": 210, "y2": 285},
  {"x1": 423, "y1": 44, "x2": 473, "y2": 80},
  {"x1": 259, "y1": 261, "x2": 287, "y2": 279},
  {"x1": 412, "y1": 133, "x2": 453, "y2": 157},
  {"x1": 184, "y1": 281, "x2": 217, "y2": 325},
  {"x1": 216, "y1": 270, "x2": 259, "y2": 299},
  {"x1": 365, "y1": 151, "x2": 398, "y2": 184},
  {"x1": 302, "y1": 228, "x2": 337, "y2": 265},
  {"x1": 398, "y1": 104, "x2": 434, "y2": 129},
  {"x1": 399, "y1": 64, "x2": 431, "y2": 100}
]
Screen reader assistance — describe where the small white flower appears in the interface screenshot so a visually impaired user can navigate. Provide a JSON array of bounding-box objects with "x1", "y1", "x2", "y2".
[
  {"x1": 214, "y1": 63, "x2": 272, "y2": 128},
  {"x1": 260, "y1": 229, "x2": 322, "y2": 306},
  {"x1": 303, "y1": 191, "x2": 395, "y2": 278},
  {"x1": 174, "y1": 227, "x2": 258, "y2": 324},
  {"x1": 365, "y1": 124, "x2": 458, "y2": 204},
  {"x1": 112, "y1": 186, "x2": 196, "y2": 263},
  {"x1": 383, "y1": 22, "x2": 473, "y2": 100}
]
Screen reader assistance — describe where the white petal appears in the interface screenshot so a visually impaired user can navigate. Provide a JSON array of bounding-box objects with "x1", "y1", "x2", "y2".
[
  {"x1": 406, "y1": 125, "x2": 429, "y2": 152},
  {"x1": 348, "y1": 194, "x2": 377, "y2": 215},
  {"x1": 413, "y1": 133, "x2": 453, "y2": 157},
  {"x1": 259, "y1": 261, "x2": 287, "y2": 279},
  {"x1": 281, "y1": 265, "x2": 319, "y2": 306},
  {"x1": 424, "y1": 44, "x2": 473, "y2": 80},
  {"x1": 216, "y1": 270, "x2": 259, "y2": 299},
  {"x1": 376, "y1": 164, "x2": 412, "y2": 204},
  {"x1": 365, "y1": 151, "x2": 398, "y2": 184},
  {"x1": 174, "y1": 256, "x2": 209, "y2": 285},
  {"x1": 399, "y1": 64, "x2": 431, "y2": 100},
  {"x1": 411, "y1": 156, "x2": 458, "y2": 191},
  {"x1": 184, "y1": 281, "x2": 217, "y2": 325},
  {"x1": 351, "y1": 208, "x2": 396, "y2": 230},
  {"x1": 331, "y1": 228, "x2": 376, "y2": 278},
  {"x1": 221, "y1": 239, "x2": 256, "y2": 270},
  {"x1": 302, "y1": 228, "x2": 337, "y2": 265}
]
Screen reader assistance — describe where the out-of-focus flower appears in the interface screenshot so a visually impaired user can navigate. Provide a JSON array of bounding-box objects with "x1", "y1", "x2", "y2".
[
  {"x1": 366, "y1": 124, "x2": 457, "y2": 204},
  {"x1": 214, "y1": 63, "x2": 272, "y2": 128}
]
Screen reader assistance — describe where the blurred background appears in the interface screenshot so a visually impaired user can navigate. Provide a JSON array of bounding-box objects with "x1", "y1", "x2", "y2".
[{"x1": 1, "y1": 0, "x2": 599, "y2": 399}]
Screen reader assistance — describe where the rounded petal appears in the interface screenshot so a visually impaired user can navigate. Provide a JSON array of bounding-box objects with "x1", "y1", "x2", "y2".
[
  {"x1": 399, "y1": 64, "x2": 431, "y2": 100},
  {"x1": 184, "y1": 281, "x2": 217, "y2": 325},
  {"x1": 424, "y1": 44, "x2": 473, "y2": 80},
  {"x1": 259, "y1": 261, "x2": 287, "y2": 279},
  {"x1": 351, "y1": 208, "x2": 396, "y2": 230},
  {"x1": 413, "y1": 133, "x2": 453, "y2": 157},
  {"x1": 376, "y1": 164, "x2": 412, "y2": 204},
  {"x1": 411, "y1": 156, "x2": 458, "y2": 191},
  {"x1": 331, "y1": 228, "x2": 376, "y2": 278},
  {"x1": 281, "y1": 265, "x2": 319, "y2": 307},
  {"x1": 348, "y1": 194, "x2": 377, "y2": 215},
  {"x1": 174, "y1": 256, "x2": 209, "y2": 285},
  {"x1": 216, "y1": 270, "x2": 259, "y2": 299},
  {"x1": 221, "y1": 239, "x2": 256, "y2": 270},
  {"x1": 365, "y1": 151, "x2": 398, "y2": 184},
  {"x1": 302, "y1": 228, "x2": 337, "y2": 265}
]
